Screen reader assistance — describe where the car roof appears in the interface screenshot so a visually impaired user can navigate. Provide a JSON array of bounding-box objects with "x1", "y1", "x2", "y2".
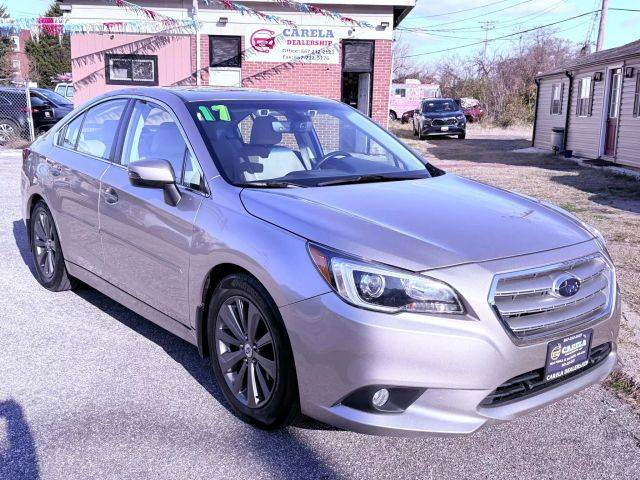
[{"x1": 101, "y1": 86, "x2": 339, "y2": 105}]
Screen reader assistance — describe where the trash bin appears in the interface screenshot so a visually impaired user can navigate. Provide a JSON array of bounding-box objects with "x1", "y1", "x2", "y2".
[{"x1": 551, "y1": 127, "x2": 565, "y2": 153}]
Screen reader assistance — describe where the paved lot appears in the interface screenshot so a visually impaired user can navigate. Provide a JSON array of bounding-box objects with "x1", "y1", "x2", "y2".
[{"x1": 2, "y1": 146, "x2": 640, "y2": 480}]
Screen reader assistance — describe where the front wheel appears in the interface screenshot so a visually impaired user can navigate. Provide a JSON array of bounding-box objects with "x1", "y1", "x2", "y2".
[
  {"x1": 30, "y1": 201, "x2": 76, "y2": 291},
  {"x1": 389, "y1": 110, "x2": 397, "y2": 121},
  {"x1": 208, "y1": 273, "x2": 300, "y2": 429},
  {"x1": 457, "y1": 132, "x2": 466, "y2": 140}
]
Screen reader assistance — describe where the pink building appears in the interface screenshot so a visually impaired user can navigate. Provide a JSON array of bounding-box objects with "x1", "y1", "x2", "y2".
[{"x1": 64, "y1": 0, "x2": 416, "y2": 127}]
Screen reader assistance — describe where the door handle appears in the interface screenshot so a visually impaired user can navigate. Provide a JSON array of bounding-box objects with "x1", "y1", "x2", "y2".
[{"x1": 103, "y1": 187, "x2": 119, "y2": 205}]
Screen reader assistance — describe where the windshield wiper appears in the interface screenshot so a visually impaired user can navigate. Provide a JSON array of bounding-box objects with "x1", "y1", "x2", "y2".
[
  {"x1": 317, "y1": 174, "x2": 426, "y2": 187},
  {"x1": 236, "y1": 180, "x2": 307, "y2": 189}
]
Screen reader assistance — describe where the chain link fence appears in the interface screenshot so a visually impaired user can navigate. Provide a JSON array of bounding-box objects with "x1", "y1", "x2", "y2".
[{"x1": 0, "y1": 78, "x2": 35, "y2": 147}]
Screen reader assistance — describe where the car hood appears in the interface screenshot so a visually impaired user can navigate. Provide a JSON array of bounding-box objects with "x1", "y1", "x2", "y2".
[
  {"x1": 240, "y1": 174, "x2": 593, "y2": 271},
  {"x1": 422, "y1": 111, "x2": 463, "y2": 119}
]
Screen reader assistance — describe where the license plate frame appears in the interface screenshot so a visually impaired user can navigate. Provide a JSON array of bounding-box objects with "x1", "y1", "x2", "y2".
[
  {"x1": 440, "y1": 126, "x2": 449, "y2": 132},
  {"x1": 544, "y1": 330, "x2": 592, "y2": 382}
]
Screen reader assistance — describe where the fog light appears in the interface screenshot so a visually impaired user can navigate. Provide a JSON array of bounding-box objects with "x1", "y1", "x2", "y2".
[{"x1": 371, "y1": 388, "x2": 389, "y2": 409}]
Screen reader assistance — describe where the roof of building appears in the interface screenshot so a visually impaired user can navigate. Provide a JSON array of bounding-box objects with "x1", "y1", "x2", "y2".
[{"x1": 538, "y1": 38, "x2": 640, "y2": 78}]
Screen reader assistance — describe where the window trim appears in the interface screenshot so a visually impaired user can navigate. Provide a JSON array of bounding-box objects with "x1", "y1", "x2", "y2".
[
  {"x1": 209, "y1": 35, "x2": 242, "y2": 68},
  {"x1": 576, "y1": 76, "x2": 593, "y2": 118},
  {"x1": 550, "y1": 82, "x2": 564, "y2": 115},
  {"x1": 105, "y1": 53, "x2": 159, "y2": 86},
  {"x1": 633, "y1": 74, "x2": 640, "y2": 118}
]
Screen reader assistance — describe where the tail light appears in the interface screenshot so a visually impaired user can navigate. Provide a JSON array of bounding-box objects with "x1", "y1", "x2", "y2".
[{"x1": 21, "y1": 107, "x2": 40, "y2": 114}]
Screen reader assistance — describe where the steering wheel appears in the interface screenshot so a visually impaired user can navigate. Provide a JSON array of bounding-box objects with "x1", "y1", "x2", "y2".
[{"x1": 314, "y1": 151, "x2": 352, "y2": 170}]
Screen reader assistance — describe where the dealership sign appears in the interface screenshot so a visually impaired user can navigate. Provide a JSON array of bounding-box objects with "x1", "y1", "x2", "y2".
[{"x1": 247, "y1": 27, "x2": 340, "y2": 64}]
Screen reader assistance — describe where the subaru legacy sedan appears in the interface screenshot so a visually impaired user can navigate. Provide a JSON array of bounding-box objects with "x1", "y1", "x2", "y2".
[{"x1": 21, "y1": 88, "x2": 620, "y2": 436}]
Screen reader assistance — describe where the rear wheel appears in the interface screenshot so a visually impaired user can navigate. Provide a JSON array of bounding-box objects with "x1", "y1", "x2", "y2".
[
  {"x1": 30, "y1": 201, "x2": 75, "y2": 291},
  {"x1": 208, "y1": 273, "x2": 299, "y2": 429},
  {"x1": 389, "y1": 110, "x2": 397, "y2": 121}
]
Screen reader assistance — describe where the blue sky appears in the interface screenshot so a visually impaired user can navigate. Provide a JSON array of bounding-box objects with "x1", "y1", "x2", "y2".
[
  {"x1": 5, "y1": 0, "x2": 640, "y2": 62},
  {"x1": 398, "y1": 0, "x2": 640, "y2": 62}
]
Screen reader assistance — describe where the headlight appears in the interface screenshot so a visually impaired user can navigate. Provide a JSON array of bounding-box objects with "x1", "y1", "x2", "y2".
[
  {"x1": 457, "y1": 115, "x2": 466, "y2": 121},
  {"x1": 308, "y1": 243, "x2": 465, "y2": 315}
]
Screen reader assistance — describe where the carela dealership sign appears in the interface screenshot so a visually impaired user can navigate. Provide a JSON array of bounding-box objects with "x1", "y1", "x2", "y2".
[{"x1": 248, "y1": 27, "x2": 340, "y2": 64}]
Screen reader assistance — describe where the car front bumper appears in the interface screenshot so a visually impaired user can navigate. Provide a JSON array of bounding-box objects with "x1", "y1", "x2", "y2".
[
  {"x1": 279, "y1": 241, "x2": 620, "y2": 436},
  {"x1": 421, "y1": 125, "x2": 465, "y2": 136}
]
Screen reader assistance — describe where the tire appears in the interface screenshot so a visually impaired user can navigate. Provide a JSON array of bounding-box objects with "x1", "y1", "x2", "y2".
[
  {"x1": 207, "y1": 273, "x2": 300, "y2": 429},
  {"x1": 418, "y1": 131, "x2": 427, "y2": 141},
  {"x1": 389, "y1": 110, "x2": 397, "y2": 121},
  {"x1": 30, "y1": 201, "x2": 76, "y2": 291},
  {"x1": 458, "y1": 133, "x2": 466, "y2": 140},
  {"x1": 0, "y1": 118, "x2": 20, "y2": 144},
  {"x1": 412, "y1": 122, "x2": 418, "y2": 136}
]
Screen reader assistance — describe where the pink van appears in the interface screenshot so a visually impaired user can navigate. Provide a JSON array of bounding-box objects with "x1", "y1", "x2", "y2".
[{"x1": 389, "y1": 80, "x2": 440, "y2": 121}]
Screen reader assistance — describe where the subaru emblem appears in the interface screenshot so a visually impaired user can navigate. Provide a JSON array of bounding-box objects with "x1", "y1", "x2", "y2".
[{"x1": 552, "y1": 273, "x2": 581, "y2": 298}]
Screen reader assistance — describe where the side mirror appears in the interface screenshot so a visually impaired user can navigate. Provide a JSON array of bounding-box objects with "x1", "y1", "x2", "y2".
[{"x1": 128, "y1": 158, "x2": 182, "y2": 206}]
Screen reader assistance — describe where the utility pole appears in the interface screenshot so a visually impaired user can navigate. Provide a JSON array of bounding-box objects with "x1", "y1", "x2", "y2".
[
  {"x1": 192, "y1": 0, "x2": 201, "y2": 86},
  {"x1": 596, "y1": 0, "x2": 609, "y2": 52},
  {"x1": 479, "y1": 21, "x2": 496, "y2": 76}
]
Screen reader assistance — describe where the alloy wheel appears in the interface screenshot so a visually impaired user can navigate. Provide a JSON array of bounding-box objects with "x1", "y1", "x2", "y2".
[
  {"x1": 33, "y1": 210, "x2": 57, "y2": 280},
  {"x1": 215, "y1": 296, "x2": 277, "y2": 408},
  {"x1": 0, "y1": 123, "x2": 15, "y2": 142}
]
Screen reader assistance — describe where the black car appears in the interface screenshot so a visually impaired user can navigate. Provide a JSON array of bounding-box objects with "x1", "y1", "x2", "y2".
[
  {"x1": 412, "y1": 98, "x2": 466, "y2": 140},
  {"x1": 30, "y1": 88, "x2": 73, "y2": 131},
  {"x1": 0, "y1": 87, "x2": 72, "y2": 143}
]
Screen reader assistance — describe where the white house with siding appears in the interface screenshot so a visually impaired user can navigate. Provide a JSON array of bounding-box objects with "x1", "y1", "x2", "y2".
[{"x1": 532, "y1": 39, "x2": 640, "y2": 169}]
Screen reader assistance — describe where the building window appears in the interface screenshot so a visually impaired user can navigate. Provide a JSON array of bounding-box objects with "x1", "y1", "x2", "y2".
[
  {"x1": 12, "y1": 59, "x2": 20, "y2": 71},
  {"x1": 576, "y1": 77, "x2": 592, "y2": 117},
  {"x1": 550, "y1": 83, "x2": 563, "y2": 115},
  {"x1": 342, "y1": 40, "x2": 374, "y2": 73},
  {"x1": 395, "y1": 88, "x2": 406, "y2": 98},
  {"x1": 210, "y1": 36, "x2": 241, "y2": 68},
  {"x1": 105, "y1": 54, "x2": 158, "y2": 86},
  {"x1": 634, "y1": 75, "x2": 640, "y2": 118}
]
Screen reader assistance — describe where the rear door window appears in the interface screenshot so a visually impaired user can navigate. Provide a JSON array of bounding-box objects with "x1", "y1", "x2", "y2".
[{"x1": 76, "y1": 99, "x2": 128, "y2": 160}]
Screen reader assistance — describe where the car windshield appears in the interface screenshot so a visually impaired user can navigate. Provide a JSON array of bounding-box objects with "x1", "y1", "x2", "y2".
[
  {"x1": 189, "y1": 100, "x2": 433, "y2": 187},
  {"x1": 36, "y1": 89, "x2": 72, "y2": 106},
  {"x1": 422, "y1": 100, "x2": 458, "y2": 113}
]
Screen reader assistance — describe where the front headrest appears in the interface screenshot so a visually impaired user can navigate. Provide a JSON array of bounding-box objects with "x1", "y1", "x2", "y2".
[{"x1": 250, "y1": 115, "x2": 282, "y2": 146}]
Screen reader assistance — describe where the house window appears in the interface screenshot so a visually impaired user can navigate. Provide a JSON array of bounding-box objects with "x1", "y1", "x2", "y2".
[
  {"x1": 210, "y1": 36, "x2": 241, "y2": 68},
  {"x1": 550, "y1": 83, "x2": 563, "y2": 115},
  {"x1": 634, "y1": 75, "x2": 640, "y2": 118},
  {"x1": 12, "y1": 59, "x2": 20, "y2": 71},
  {"x1": 105, "y1": 54, "x2": 158, "y2": 86},
  {"x1": 576, "y1": 77, "x2": 592, "y2": 117}
]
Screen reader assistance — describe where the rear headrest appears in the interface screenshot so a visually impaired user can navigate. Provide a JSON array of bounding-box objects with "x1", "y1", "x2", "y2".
[{"x1": 250, "y1": 115, "x2": 282, "y2": 146}]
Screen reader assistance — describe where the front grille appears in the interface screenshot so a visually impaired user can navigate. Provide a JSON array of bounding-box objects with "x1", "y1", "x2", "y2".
[
  {"x1": 480, "y1": 342, "x2": 611, "y2": 407},
  {"x1": 432, "y1": 117, "x2": 457, "y2": 126},
  {"x1": 489, "y1": 253, "x2": 614, "y2": 342}
]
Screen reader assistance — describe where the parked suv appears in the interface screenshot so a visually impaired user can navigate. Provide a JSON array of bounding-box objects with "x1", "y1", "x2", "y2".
[
  {"x1": 22, "y1": 88, "x2": 620, "y2": 436},
  {"x1": 412, "y1": 98, "x2": 466, "y2": 140}
]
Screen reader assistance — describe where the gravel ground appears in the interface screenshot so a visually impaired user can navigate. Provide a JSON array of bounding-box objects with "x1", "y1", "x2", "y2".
[{"x1": 2, "y1": 145, "x2": 640, "y2": 480}]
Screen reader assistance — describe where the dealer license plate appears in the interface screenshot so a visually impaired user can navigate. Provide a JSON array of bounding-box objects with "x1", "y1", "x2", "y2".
[
  {"x1": 544, "y1": 330, "x2": 592, "y2": 382},
  {"x1": 440, "y1": 126, "x2": 449, "y2": 132}
]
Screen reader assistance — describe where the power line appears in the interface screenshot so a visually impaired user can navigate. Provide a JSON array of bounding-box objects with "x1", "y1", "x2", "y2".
[
  {"x1": 399, "y1": 0, "x2": 570, "y2": 34},
  {"x1": 402, "y1": 0, "x2": 514, "y2": 20},
  {"x1": 405, "y1": 0, "x2": 537, "y2": 30},
  {"x1": 403, "y1": 10, "x2": 597, "y2": 58}
]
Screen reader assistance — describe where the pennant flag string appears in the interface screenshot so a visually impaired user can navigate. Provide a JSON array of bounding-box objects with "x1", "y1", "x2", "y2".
[{"x1": 268, "y1": 0, "x2": 374, "y2": 29}]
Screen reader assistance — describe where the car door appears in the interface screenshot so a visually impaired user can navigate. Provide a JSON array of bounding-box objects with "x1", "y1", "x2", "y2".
[
  {"x1": 45, "y1": 98, "x2": 129, "y2": 276},
  {"x1": 99, "y1": 99, "x2": 207, "y2": 326}
]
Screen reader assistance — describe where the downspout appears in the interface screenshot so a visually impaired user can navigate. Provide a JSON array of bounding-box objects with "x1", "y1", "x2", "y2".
[
  {"x1": 531, "y1": 78, "x2": 540, "y2": 147},
  {"x1": 193, "y1": 0, "x2": 201, "y2": 86},
  {"x1": 563, "y1": 70, "x2": 573, "y2": 152}
]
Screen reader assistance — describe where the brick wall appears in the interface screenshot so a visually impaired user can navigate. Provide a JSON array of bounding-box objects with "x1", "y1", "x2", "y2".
[
  {"x1": 371, "y1": 39, "x2": 392, "y2": 128},
  {"x1": 197, "y1": 36, "x2": 392, "y2": 128}
]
